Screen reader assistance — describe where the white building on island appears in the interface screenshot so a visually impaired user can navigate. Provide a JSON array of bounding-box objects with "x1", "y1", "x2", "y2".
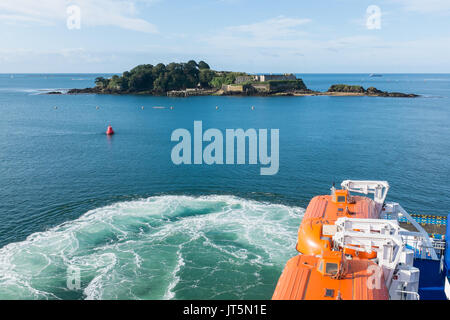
[{"x1": 235, "y1": 73, "x2": 297, "y2": 84}]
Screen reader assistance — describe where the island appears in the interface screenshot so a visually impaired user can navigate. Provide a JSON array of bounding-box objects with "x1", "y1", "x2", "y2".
[{"x1": 61, "y1": 60, "x2": 418, "y2": 98}]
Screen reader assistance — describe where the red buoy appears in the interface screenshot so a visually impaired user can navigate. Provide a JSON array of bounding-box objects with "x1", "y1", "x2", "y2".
[{"x1": 106, "y1": 125, "x2": 115, "y2": 135}]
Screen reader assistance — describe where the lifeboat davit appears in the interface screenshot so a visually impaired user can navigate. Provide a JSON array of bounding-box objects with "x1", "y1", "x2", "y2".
[{"x1": 106, "y1": 125, "x2": 115, "y2": 135}]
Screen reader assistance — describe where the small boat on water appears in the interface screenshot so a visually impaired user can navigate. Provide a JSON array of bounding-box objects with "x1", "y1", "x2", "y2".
[
  {"x1": 369, "y1": 73, "x2": 383, "y2": 77},
  {"x1": 272, "y1": 180, "x2": 449, "y2": 300}
]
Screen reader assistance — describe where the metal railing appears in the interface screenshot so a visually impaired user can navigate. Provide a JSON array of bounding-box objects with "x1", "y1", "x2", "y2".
[
  {"x1": 384, "y1": 213, "x2": 447, "y2": 226},
  {"x1": 401, "y1": 237, "x2": 446, "y2": 258},
  {"x1": 396, "y1": 290, "x2": 420, "y2": 300},
  {"x1": 382, "y1": 202, "x2": 439, "y2": 260}
]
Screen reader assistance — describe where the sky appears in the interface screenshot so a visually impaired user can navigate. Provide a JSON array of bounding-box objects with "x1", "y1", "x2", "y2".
[{"x1": 0, "y1": 0, "x2": 449, "y2": 73}]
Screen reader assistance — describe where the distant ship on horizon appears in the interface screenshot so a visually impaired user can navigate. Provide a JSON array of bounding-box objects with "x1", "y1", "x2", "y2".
[{"x1": 369, "y1": 73, "x2": 383, "y2": 77}]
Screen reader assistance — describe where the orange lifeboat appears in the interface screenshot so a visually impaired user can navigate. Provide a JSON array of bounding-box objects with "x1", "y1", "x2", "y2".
[
  {"x1": 296, "y1": 188, "x2": 378, "y2": 259},
  {"x1": 106, "y1": 125, "x2": 115, "y2": 135},
  {"x1": 272, "y1": 252, "x2": 389, "y2": 300},
  {"x1": 272, "y1": 184, "x2": 389, "y2": 300}
]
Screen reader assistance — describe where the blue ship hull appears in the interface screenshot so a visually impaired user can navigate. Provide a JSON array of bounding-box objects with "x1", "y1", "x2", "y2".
[{"x1": 415, "y1": 214, "x2": 449, "y2": 300}]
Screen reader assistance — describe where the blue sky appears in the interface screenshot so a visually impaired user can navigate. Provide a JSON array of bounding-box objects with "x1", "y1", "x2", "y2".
[{"x1": 0, "y1": 0, "x2": 449, "y2": 73}]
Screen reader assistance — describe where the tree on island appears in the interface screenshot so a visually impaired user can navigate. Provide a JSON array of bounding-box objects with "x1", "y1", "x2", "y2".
[
  {"x1": 94, "y1": 77, "x2": 109, "y2": 88},
  {"x1": 198, "y1": 61, "x2": 210, "y2": 70},
  {"x1": 94, "y1": 60, "x2": 249, "y2": 93}
]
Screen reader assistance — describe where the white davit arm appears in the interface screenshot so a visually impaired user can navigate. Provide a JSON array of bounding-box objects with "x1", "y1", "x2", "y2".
[{"x1": 341, "y1": 180, "x2": 389, "y2": 207}]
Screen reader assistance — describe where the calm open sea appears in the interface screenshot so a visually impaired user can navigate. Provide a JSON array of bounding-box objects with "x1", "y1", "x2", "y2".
[{"x1": 0, "y1": 73, "x2": 449, "y2": 299}]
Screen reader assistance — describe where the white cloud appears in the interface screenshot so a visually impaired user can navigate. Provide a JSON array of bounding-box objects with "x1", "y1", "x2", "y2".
[
  {"x1": 227, "y1": 16, "x2": 311, "y2": 39},
  {"x1": 0, "y1": 48, "x2": 110, "y2": 64},
  {"x1": 198, "y1": 15, "x2": 450, "y2": 72},
  {"x1": 393, "y1": 0, "x2": 450, "y2": 13},
  {"x1": 203, "y1": 15, "x2": 313, "y2": 51},
  {"x1": 204, "y1": 17, "x2": 381, "y2": 53},
  {"x1": 0, "y1": 0, "x2": 158, "y2": 33},
  {"x1": 0, "y1": 14, "x2": 53, "y2": 26}
]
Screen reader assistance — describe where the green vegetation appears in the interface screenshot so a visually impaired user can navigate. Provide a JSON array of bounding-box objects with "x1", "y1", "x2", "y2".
[
  {"x1": 327, "y1": 84, "x2": 365, "y2": 93},
  {"x1": 95, "y1": 60, "x2": 220, "y2": 93},
  {"x1": 89, "y1": 60, "x2": 306, "y2": 95},
  {"x1": 94, "y1": 60, "x2": 252, "y2": 93},
  {"x1": 267, "y1": 80, "x2": 308, "y2": 92},
  {"x1": 198, "y1": 61, "x2": 210, "y2": 70},
  {"x1": 209, "y1": 72, "x2": 247, "y2": 89}
]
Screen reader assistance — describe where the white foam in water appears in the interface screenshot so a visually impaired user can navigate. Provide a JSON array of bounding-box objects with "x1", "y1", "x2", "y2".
[
  {"x1": 0, "y1": 195, "x2": 304, "y2": 300},
  {"x1": 163, "y1": 248, "x2": 185, "y2": 300}
]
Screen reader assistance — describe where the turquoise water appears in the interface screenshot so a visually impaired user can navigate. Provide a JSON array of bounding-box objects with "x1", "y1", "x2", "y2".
[{"x1": 0, "y1": 74, "x2": 449, "y2": 299}]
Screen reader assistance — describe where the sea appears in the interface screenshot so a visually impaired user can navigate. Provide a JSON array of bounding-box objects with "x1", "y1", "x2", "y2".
[{"x1": 0, "y1": 73, "x2": 449, "y2": 299}]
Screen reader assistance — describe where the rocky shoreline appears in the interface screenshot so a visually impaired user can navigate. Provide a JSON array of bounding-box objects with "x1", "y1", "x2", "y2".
[{"x1": 59, "y1": 84, "x2": 419, "y2": 98}]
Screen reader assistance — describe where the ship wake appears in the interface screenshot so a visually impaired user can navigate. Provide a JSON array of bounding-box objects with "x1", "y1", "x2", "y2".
[{"x1": 0, "y1": 195, "x2": 303, "y2": 300}]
